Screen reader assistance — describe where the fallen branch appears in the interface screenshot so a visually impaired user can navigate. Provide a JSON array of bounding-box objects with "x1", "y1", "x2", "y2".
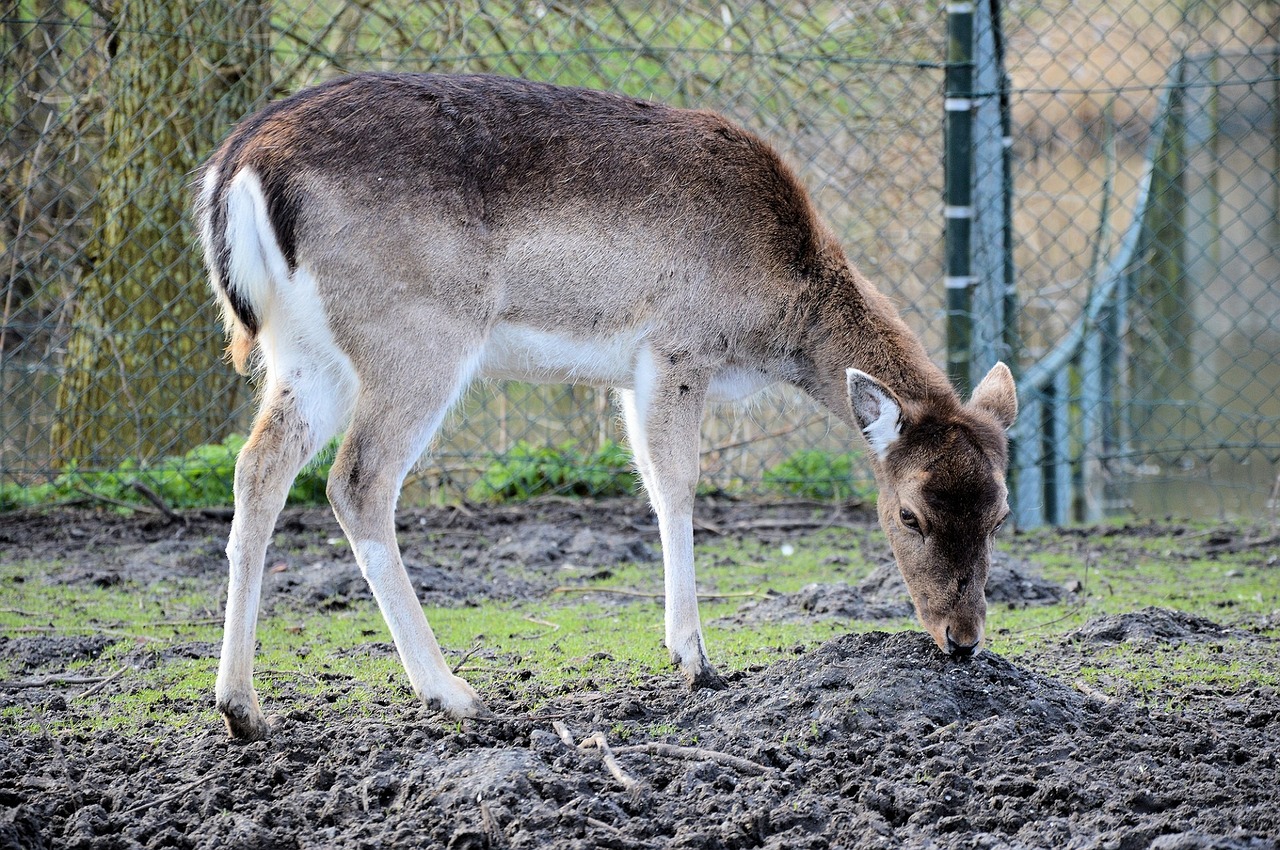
[
  {"x1": 613, "y1": 742, "x2": 773, "y2": 776},
  {"x1": 0, "y1": 673, "x2": 111, "y2": 690},
  {"x1": 72, "y1": 485, "x2": 161, "y2": 516},
  {"x1": 72, "y1": 665, "x2": 129, "y2": 700},
  {"x1": 256, "y1": 669, "x2": 322, "y2": 686},
  {"x1": 1072, "y1": 679, "x2": 1113, "y2": 704},
  {"x1": 449, "y1": 642, "x2": 487, "y2": 675},
  {"x1": 550, "y1": 586, "x2": 763, "y2": 601},
  {"x1": 521, "y1": 615, "x2": 561, "y2": 639},
  {"x1": 9, "y1": 625, "x2": 164, "y2": 643},
  {"x1": 116, "y1": 775, "x2": 210, "y2": 817},
  {"x1": 696, "y1": 515, "x2": 863, "y2": 536},
  {"x1": 130, "y1": 481, "x2": 184, "y2": 524},
  {"x1": 551, "y1": 720, "x2": 575, "y2": 746},
  {"x1": 580, "y1": 731, "x2": 646, "y2": 796}
]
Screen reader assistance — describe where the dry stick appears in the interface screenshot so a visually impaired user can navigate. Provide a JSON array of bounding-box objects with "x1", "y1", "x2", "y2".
[
  {"x1": 257, "y1": 669, "x2": 322, "y2": 686},
  {"x1": 613, "y1": 742, "x2": 773, "y2": 777},
  {"x1": 72, "y1": 665, "x2": 129, "y2": 700},
  {"x1": 551, "y1": 720, "x2": 574, "y2": 746},
  {"x1": 0, "y1": 673, "x2": 111, "y2": 690},
  {"x1": 10, "y1": 624, "x2": 165, "y2": 643},
  {"x1": 449, "y1": 642, "x2": 487, "y2": 675},
  {"x1": 521, "y1": 615, "x2": 560, "y2": 639},
  {"x1": 579, "y1": 731, "x2": 644, "y2": 795},
  {"x1": 130, "y1": 481, "x2": 183, "y2": 523},
  {"x1": 1072, "y1": 679, "x2": 1113, "y2": 704},
  {"x1": 550, "y1": 586, "x2": 763, "y2": 601},
  {"x1": 72, "y1": 485, "x2": 162, "y2": 516},
  {"x1": 116, "y1": 775, "x2": 210, "y2": 817},
  {"x1": 697, "y1": 516, "x2": 862, "y2": 535}
]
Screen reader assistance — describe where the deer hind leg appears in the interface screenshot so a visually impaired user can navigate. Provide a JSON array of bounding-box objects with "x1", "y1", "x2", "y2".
[
  {"x1": 325, "y1": 351, "x2": 488, "y2": 719},
  {"x1": 620, "y1": 351, "x2": 725, "y2": 690},
  {"x1": 218, "y1": 381, "x2": 349, "y2": 740}
]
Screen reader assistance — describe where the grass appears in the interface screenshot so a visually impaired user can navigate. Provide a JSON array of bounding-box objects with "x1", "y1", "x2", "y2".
[{"x1": 2, "y1": 519, "x2": 1277, "y2": 736}]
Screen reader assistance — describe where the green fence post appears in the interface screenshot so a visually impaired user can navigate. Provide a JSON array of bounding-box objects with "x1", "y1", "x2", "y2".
[
  {"x1": 1132, "y1": 58, "x2": 1192, "y2": 456},
  {"x1": 945, "y1": 0, "x2": 975, "y2": 394}
]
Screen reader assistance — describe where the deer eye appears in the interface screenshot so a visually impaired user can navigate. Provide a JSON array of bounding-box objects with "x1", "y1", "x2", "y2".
[{"x1": 899, "y1": 508, "x2": 922, "y2": 534}]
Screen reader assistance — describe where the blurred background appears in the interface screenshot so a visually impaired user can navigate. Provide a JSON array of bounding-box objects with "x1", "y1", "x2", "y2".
[{"x1": 2, "y1": 0, "x2": 1278, "y2": 524}]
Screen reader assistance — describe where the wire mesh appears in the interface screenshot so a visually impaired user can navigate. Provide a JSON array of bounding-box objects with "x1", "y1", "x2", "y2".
[{"x1": 1, "y1": 1, "x2": 1277, "y2": 521}]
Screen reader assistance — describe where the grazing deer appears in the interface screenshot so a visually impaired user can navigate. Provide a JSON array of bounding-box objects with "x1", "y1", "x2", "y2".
[{"x1": 196, "y1": 73, "x2": 1017, "y2": 740}]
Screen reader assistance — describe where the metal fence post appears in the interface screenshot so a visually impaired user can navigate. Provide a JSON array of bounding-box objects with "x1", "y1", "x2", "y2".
[{"x1": 945, "y1": 0, "x2": 976, "y2": 394}]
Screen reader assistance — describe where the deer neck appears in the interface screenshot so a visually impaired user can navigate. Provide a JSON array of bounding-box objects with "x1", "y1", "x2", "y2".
[{"x1": 800, "y1": 265, "x2": 958, "y2": 426}]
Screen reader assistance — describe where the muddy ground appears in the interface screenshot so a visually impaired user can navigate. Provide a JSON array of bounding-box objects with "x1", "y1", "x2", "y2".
[{"x1": 1, "y1": 499, "x2": 1278, "y2": 849}]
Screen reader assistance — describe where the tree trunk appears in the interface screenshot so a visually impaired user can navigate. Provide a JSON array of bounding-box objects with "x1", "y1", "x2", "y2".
[{"x1": 51, "y1": 0, "x2": 270, "y2": 468}]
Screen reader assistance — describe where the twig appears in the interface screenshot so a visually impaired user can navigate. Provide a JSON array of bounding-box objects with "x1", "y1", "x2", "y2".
[
  {"x1": 550, "y1": 586, "x2": 763, "y2": 601},
  {"x1": 0, "y1": 673, "x2": 111, "y2": 690},
  {"x1": 71, "y1": 485, "x2": 161, "y2": 515},
  {"x1": 480, "y1": 800, "x2": 503, "y2": 847},
  {"x1": 551, "y1": 720, "x2": 575, "y2": 746},
  {"x1": 130, "y1": 481, "x2": 183, "y2": 524},
  {"x1": 72, "y1": 665, "x2": 129, "y2": 700},
  {"x1": 580, "y1": 731, "x2": 645, "y2": 795},
  {"x1": 1072, "y1": 679, "x2": 1113, "y2": 704},
  {"x1": 521, "y1": 615, "x2": 560, "y2": 639},
  {"x1": 449, "y1": 642, "x2": 486, "y2": 674},
  {"x1": 257, "y1": 669, "x2": 322, "y2": 685},
  {"x1": 613, "y1": 742, "x2": 773, "y2": 776},
  {"x1": 10, "y1": 625, "x2": 164, "y2": 643},
  {"x1": 700, "y1": 516, "x2": 864, "y2": 535},
  {"x1": 116, "y1": 775, "x2": 211, "y2": 817}
]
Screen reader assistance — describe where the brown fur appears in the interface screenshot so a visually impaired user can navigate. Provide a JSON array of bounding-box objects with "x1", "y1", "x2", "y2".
[{"x1": 196, "y1": 73, "x2": 1017, "y2": 737}]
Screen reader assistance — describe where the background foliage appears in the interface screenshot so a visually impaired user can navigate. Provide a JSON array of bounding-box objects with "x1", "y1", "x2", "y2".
[{"x1": 2, "y1": 0, "x2": 1278, "y2": 521}]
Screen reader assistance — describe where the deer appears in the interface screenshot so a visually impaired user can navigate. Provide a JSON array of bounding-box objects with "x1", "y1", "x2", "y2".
[{"x1": 195, "y1": 72, "x2": 1018, "y2": 740}]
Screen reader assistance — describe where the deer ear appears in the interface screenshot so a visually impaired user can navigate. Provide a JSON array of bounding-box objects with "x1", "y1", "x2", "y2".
[
  {"x1": 970, "y1": 362, "x2": 1018, "y2": 429},
  {"x1": 846, "y1": 369, "x2": 904, "y2": 461}
]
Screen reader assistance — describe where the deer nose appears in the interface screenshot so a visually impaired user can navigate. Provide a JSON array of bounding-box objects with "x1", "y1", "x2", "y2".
[{"x1": 944, "y1": 628, "x2": 980, "y2": 659}]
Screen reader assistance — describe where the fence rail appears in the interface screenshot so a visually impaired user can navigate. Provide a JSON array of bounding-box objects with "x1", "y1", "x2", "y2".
[{"x1": 2, "y1": 1, "x2": 1278, "y2": 523}]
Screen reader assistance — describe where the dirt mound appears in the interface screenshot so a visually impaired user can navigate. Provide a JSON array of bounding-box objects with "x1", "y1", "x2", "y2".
[
  {"x1": 680, "y1": 631, "x2": 1091, "y2": 748},
  {"x1": 725, "y1": 551, "x2": 1064, "y2": 626},
  {"x1": 1066, "y1": 606, "x2": 1252, "y2": 645},
  {"x1": 6, "y1": 626, "x2": 1278, "y2": 849},
  {"x1": 4, "y1": 507, "x2": 1279, "y2": 848}
]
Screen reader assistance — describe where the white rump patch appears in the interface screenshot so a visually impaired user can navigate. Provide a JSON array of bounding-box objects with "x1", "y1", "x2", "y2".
[
  {"x1": 258, "y1": 265, "x2": 358, "y2": 442},
  {"x1": 224, "y1": 169, "x2": 291, "y2": 319}
]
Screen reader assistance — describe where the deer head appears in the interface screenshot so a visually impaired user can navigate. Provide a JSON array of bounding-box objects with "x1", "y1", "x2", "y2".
[{"x1": 848, "y1": 363, "x2": 1018, "y2": 658}]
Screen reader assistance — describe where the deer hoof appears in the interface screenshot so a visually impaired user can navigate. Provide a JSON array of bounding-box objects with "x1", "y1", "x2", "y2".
[
  {"x1": 423, "y1": 676, "x2": 491, "y2": 720},
  {"x1": 686, "y1": 664, "x2": 728, "y2": 691},
  {"x1": 219, "y1": 700, "x2": 272, "y2": 741}
]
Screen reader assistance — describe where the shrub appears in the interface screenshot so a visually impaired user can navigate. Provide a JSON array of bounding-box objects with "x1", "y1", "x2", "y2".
[
  {"x1": 468, "y1": 440, "x2": 636, "y2": 502},
  {"x1": 762, "y1": 449, "x2": 872, "y2": 503}
]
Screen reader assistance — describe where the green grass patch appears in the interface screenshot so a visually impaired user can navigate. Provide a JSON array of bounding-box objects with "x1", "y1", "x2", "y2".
[{"x1": 3, "y1": 520, "x2": 1276, "y2": 735}]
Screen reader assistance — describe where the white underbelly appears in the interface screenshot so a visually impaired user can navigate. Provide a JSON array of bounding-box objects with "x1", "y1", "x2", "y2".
[
  {"x1": 479, "y1": 324, "x2": 647, "y2": 387},
  {"x1": 477, "y1": 323, "x2": 779, "y2": 400},
  {"x1": 706, "y1": 366, "x2": 776, "y2": 402}
]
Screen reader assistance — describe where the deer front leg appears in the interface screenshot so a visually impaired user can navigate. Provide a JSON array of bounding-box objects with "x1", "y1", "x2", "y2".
[{"x1": 621, "y1": 355, "x2": 725, "y2": 690}]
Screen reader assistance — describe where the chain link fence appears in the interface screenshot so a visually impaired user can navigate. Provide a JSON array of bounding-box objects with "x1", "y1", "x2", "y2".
[{"x1": 2, "y1": 1, "x2": 1277, "y2": 522}]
